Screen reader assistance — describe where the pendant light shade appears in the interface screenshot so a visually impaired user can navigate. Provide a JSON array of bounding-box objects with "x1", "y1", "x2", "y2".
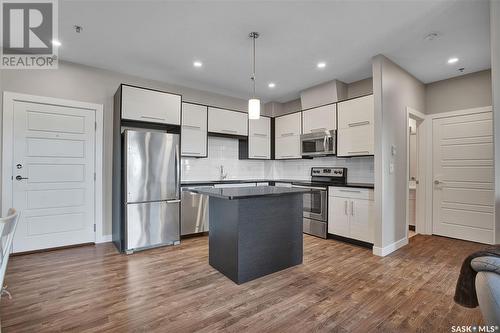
[
  {"x1": 248, "y1": 32, "x2": 260, "y2": 120},
  {"x1": 248, "y1": 98, "x2": 260, "y2": 120}
]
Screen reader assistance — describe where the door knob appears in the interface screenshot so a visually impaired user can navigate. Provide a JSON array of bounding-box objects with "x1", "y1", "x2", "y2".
[
  {"x1": 15, "y1": 175, "x2": 28, "y2": 181},
  {"x1": 434, "y1": 179, "x2": 441, "y2": 185}
]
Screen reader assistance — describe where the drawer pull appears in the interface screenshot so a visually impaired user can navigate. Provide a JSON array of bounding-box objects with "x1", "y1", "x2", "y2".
[
  {"x1": 347, "y1": 151, "x2": 370, "y2": 155},
  {"x1": 310, "y1": 127, "x2": 327, "y2": 132},
  {"x1": 222, "y1": 129, "x2": 238, "y2": 134},
  {"x1": 251, "y1": 155, "x2": 268, "y2": 158},
  {"x1": 253, "y1": 133, "x2": 267, "y2": 137},
  {"x1": 339, "y1": 189, "x2": 362, "y2": 193},
  {"x1": 348, "y1": 121, "x2": 370, "y2": 127},
  {"x1": 141, "y1": 115, "x2": 166, "y2": 121},
  {"x1": 183, "y1": 151, "x2": 202, "y2": 155},
  {"x1": 281, "y1": 132, "x2": 294, "y2": 137},
  {"x1": 183, "y1": 125, "x2": 201, "y2": 129}
]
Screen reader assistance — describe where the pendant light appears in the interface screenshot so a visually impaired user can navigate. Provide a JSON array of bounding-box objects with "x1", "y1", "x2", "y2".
[{"x1": 248, "y1": 32, "x2": 260, "y2": 120}]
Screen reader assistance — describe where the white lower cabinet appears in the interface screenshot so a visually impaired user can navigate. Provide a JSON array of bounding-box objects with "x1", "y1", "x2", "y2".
[
  {"x1": 328, "y1": 187, "x2": 374, "y2": 243},
  {"x1": 329, "y1": 196, "x2": 350, "y2": 238}
]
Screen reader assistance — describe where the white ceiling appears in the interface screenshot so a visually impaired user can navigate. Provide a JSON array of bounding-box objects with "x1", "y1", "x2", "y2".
[{"x1": 59, "y1": 0, "x2": 491, "y2": 103}]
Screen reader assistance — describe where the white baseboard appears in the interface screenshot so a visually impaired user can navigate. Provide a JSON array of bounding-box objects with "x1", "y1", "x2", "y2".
[
  {"x1": 96, "y1": 234, "x2": 112, "y2": 243},
  {"x1": 372, "y1": 237, "x2": 408, "y2": 257}
]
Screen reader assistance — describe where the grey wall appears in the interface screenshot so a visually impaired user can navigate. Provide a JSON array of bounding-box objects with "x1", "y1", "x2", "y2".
[
  {"x1": 372, "y1": 55, "x2": 426, "y2": 251},
  {"x1": 347, "y1": 78, "x2": 373, "y2": 99},
  {"x1": 425, "y1": 70, "x2": 492, "y2": 114},
  {"x1": 270, "y1": 77, "x2": 373, "y2": 117},
  {"x1": 0, "y1": 61, "x2": 251, "y2": 236},
  {"x1": 491, "y1": 0, "x2": 500, "y2": 243}
]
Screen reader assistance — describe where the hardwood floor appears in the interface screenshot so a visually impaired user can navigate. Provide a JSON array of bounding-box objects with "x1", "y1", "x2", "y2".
[{"x1": 0, "y1": 234, "x2": 484, "y2": 332}]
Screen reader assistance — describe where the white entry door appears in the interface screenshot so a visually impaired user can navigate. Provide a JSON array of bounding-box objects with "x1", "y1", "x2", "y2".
[
  {"x1": 432, "y1": 111, "x2": 494, "y2": 244},
  {"x1": 12, "y1": 101, "x2": 96, "y2": 252}
]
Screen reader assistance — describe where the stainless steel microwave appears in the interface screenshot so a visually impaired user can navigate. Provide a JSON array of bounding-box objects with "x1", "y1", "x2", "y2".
[{"x1": 300, "y1": 130, "x2": 336, "y2": 157}]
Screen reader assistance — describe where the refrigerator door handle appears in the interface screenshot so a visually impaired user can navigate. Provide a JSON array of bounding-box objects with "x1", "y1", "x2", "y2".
[{"x1": 175, "y1": 144, "x2": 180, "y2": 199}]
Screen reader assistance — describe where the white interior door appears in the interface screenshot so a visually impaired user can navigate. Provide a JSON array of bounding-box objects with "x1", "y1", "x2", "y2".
[
  {"x1": 432, "y1": 111, "x2": 494, "y2": 244},
  {"x1": 12, "y1": 101, "x2": 96, "y2": 252}
]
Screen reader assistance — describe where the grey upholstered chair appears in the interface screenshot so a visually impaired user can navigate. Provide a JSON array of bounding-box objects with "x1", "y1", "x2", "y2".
[
  {"x1": 0, "y1": 208, "x2": 19, "y2": 300},
  {"x1": 471, "y1": 256, "x2": 500, "y2": 326}
]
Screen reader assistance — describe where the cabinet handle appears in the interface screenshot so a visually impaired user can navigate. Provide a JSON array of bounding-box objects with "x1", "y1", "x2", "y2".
[
  {"x1": 347, "y1": 151, "x2": 370, "y2": 155},
  {"x1": 339, "y1": 189, "x2": 362, "y2": 193},
  {"x1": 222, "y1": 129, "x2": 238, "y2": 134},
  {"x1": 183, "y1": 151, "x2": 202, "y2": 155},
  {"x1": 281, "y1": 132, "x2": 294, "y2": 137},
  {"x1": 253, "y1": 133, "x2": 267, "y2": 137},
  {"x1": 310, "y1": 127, "x2": 327, "y2": 132},
  {"x1": 348, "y1": 121, "x2": 370, "y2": 127},
  {"x1": 344, "y1": 200, "x2": 348, "y2": 215},
  {"x1": 251, "y1": 155, "x2": 268, "y2": 158},
  {"x1": 351, "y1": 201, "x2": 354, "y2": 216},
  {"x1": 183, "y1": 125, "x2": 201, "y2": 129},
  {"x1": 281, "y1": 155, "x2": 295, "y2": 158},
  {"x1": 140, "y1": 115, "x2": 166, "y2": 121}
]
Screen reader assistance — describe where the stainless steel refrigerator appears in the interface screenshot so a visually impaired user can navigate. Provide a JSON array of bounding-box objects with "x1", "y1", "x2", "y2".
[{"x1": 122, "y1": 129, "x2": 180, "y2": 253}]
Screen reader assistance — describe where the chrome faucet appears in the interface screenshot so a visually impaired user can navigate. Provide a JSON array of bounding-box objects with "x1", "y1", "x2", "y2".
[{"x1": 219, "y1": 165, "x2": 227, "y2": 180}]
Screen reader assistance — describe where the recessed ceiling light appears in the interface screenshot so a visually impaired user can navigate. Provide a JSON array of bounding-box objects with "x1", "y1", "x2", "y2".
[
  {"x1": 447, "y1": 57, "x2": 459, "y2": 64},
  {"x1": 51, "y1": 39, "x2": 61, "y2": 47},
  {"x1": 268, "y1": 82, "x2": 276, "y2": 88},
  {"x1": 193, "y1": 61, "x2": 203, "y2": 68},
  {"x1": 317, "y1": 62, "x2": 326, "y2": 69}
]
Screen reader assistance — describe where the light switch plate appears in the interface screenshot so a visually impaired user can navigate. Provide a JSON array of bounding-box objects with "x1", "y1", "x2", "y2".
[{"x1": 391, "y1": 145, "x2": 397, "y2": 156}]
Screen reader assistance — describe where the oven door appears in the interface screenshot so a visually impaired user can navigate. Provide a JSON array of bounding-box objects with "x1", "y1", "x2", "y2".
[
  {"x1": 300, "y1": 131, "x2": 336, "y2": 156},
  {"x1": 292, "y1": 185, "x2": 327, "y2": 221}
]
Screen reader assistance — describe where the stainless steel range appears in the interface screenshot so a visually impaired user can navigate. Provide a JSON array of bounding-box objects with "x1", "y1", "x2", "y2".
[{"x1": 292, "y1": 167, "x2": 347, "y2": 239}]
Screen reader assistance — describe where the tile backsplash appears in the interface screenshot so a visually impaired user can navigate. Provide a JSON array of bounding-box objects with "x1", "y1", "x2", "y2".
[
  {"x1": 181, "y1": 137, "x2": 374, "y2": 184},
  {"x1": 181, "y1": 137, "x2": 273, "y2": 181},
  {"x1": 273, "y1": 156, "x2": 374, "y2": 183}
]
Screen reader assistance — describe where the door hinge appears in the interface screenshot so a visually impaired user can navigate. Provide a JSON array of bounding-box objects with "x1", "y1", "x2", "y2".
[
  {"x1": 95, "y1": 121, "x2": 97, "y2": 130},
  {"x1": 94, "y1": 172, "x2": 96, "y2": 181},
  {"x1": 94, "y1": 224, "x2": 96, "y2": 232}
]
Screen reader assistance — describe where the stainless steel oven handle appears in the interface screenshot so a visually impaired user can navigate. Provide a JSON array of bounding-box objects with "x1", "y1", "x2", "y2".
[{"x1": 292, "y1": 185, "x2": 326, "y2": 191}]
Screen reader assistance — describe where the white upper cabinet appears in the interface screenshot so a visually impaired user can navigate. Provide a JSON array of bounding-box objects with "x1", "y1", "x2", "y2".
[
  {"x1": 337, "y1": 95, "x2": 374, "y2": 129},
  {"x1": 337, "y1": 95, "x2": 374, "y2": 156},
  {"x1": 275, "y1": 112, "x2": 301, "y2": 137},
  {"x1": 181, "y1": 102, "x2": 207, "y2": 157},
  {"x1": 208, "y1": 107, "x2": 248, "y2": 136},
  {"x1": 121, "y1": 85, "x2": 181, "y2": 125},
  {"x1": 275, "y1": 112, "x2": 301, "y2": 159},
  {"x1": 248, "y1": 116, "x2": 271, "y2": 159},
  {"x1": 302, "y1": 104, "x2": 337, "y2": 133}
]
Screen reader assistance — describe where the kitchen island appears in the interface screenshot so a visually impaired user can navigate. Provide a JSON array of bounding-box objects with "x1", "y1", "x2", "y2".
[{"x1": 188, "y1": 186, "x2": 311, "y2": 284}]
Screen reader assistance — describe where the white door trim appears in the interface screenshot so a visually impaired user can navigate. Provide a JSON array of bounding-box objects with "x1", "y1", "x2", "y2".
[
  {"x1": 405, "y1": 107, "x2": 427, "y2": 240},
  {"x1": 2, "y1": 92, "x2": 106, "y2": 243}
]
